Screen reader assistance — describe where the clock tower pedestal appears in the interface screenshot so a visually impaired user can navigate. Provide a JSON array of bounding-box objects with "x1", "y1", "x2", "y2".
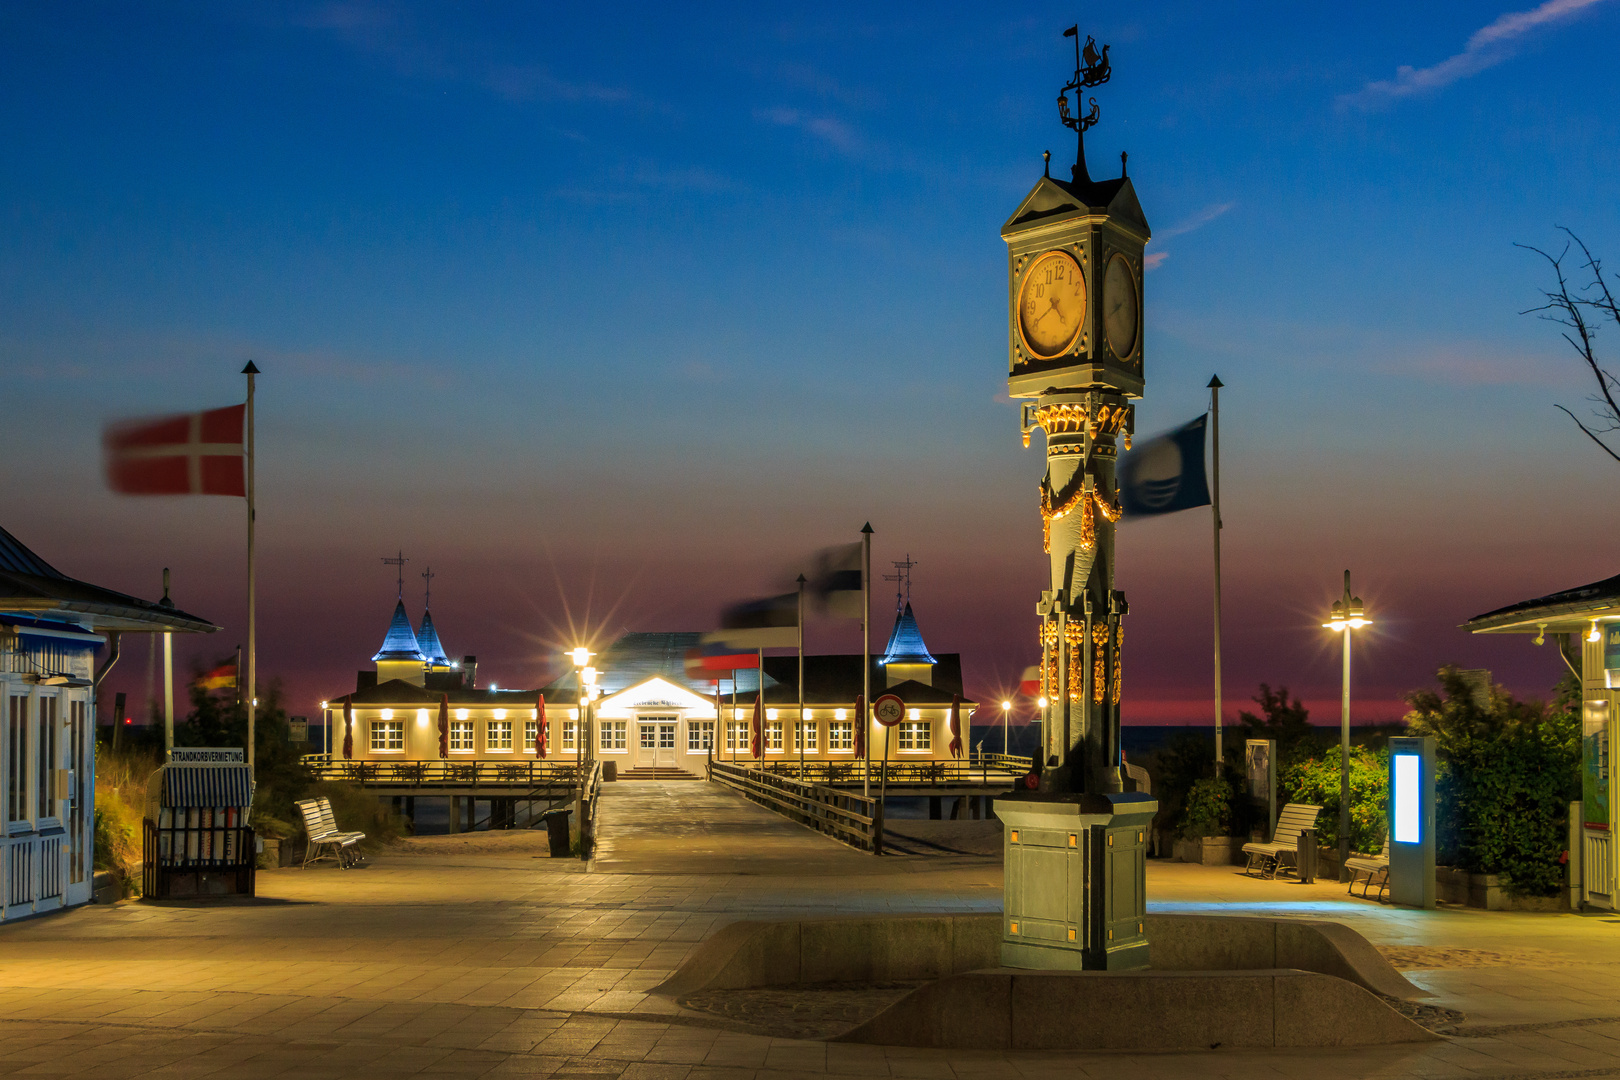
[{"x1": 992, "y1": 31, "x2": 1157, "y2": 972}]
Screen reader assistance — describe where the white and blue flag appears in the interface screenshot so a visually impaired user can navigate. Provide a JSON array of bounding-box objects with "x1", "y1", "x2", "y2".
[{"x1": 1118, "y1": 414, "x2": 1212, "y2": 517}]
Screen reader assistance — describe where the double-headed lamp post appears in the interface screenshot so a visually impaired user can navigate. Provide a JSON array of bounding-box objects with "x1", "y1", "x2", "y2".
[
  {"x1": 569, "y1": 647, "x2": 595, "y2": 857},
  {"x1": 1323, "y1": 570, "x2": 1370, "y2": 881}
]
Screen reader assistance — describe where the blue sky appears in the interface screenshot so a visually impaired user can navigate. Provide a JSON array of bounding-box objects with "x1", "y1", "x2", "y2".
[{"x1": 3, "y1": 2, "x2": 1617, "y2": 722}]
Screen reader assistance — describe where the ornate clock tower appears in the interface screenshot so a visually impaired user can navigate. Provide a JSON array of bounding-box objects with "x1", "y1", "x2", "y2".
[{"x1": 993, "y1": 28, "x2": 1158, "y2": 972}]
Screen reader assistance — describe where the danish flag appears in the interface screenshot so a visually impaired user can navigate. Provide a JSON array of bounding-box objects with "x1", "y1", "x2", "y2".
[{"x1": 103, "y1": 404, "x2": 245, "y2": 496}]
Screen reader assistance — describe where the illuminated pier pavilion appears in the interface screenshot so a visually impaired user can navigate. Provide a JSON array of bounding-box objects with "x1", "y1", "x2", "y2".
[{"x1": 309, "y1": 596, "x2": 1020, "y2": 829}]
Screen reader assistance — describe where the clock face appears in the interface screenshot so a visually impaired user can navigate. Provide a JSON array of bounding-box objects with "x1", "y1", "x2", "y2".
[
  {"x1": 1103, "y1": 254, "x2": 1139, "y2": 360},
  {"x1": 1017, "y1": 250, "x2": 1087, "y2": 360}
]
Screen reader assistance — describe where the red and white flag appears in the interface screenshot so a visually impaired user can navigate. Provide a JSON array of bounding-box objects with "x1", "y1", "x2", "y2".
[
  {"x1": 103, "y1": 404, "x2": 245, "y2": 496},
  {"x1": 1019, "y1": 666, "x2": 1041, "y2": 697}
]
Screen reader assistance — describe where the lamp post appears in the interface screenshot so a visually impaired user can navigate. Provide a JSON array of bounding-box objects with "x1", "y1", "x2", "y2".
[
  {"x1": 1001, "y1": 700, "x2": 1011, "y2": 757},
  {"x1": 570, "y1": 647, "x2": 594, "y2": 857},
  {"x1": 1323, "y1": 571, "x2": 1370, "y2": 882}
]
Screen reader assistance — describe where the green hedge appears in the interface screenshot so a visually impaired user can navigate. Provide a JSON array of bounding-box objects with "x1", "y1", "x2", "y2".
[
  {"x1": 1404, "y1": 668, "x2": 1579, "y2": 896},
  {"x1": 1279, "y1": 745, "x2": 1388, "y2": 854}
]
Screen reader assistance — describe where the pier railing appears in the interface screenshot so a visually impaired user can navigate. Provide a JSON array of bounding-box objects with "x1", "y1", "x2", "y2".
[
  {"x1": 739, "y1": 753, "x2": 1030, "y2": 788},
  {"x1": 708, "y1": 758, "x2": 883, "y2": 854},
  {"x1": 299, "y1": 755, "x2": 583, "y2": 788}
]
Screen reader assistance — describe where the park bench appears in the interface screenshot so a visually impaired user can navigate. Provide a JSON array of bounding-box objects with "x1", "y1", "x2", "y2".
[
  {"x1": 1240, "y1": 802, "x2": 1322, "y2": 879},
  {"x1": 295, "y1": 797, "x2": 366, "y2": 869},
  {"x1": 1345, "y1": 836, "x2": 1391, "y2": 900}
]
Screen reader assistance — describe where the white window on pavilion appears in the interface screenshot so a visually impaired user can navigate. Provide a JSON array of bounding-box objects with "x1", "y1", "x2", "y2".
[
  {"x1": 487, "y1": 718, "x2": 512, "y2": 751},
  {"x1": 899, "y1": 720, "x2": 932, "y2": 751},
  {"x1": 766, "y1": 721, "x2": 783, "y2": 752},
  {"x1": 600, "y1": 721, "x2": 627, "y2": 751},
  {"x1": 524, "y1": 719, "x2": 539, "y2": 749},
  {"x1": 450, "y1": 720, "x2": 474, "y2": 752},
  {"x1": 794, "y1": 721, "x2": 817, "y2": 753},
  {"x1": 828, "y1": 720, "x2": 853, "y2": 751},
  {"x1": 370, "y1": 719, "x2": 404, "y2": 752},
  {"x1": 688, "y1": 720, "x2": 714, "y2": 752},
  {"x1": 562, "y1": 719, "x2": 577, "y2": 750}
]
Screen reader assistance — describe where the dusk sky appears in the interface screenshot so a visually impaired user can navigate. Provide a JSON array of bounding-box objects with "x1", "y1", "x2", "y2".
[{"x1": 4, "y1": 2, "x2": 1618, "y2": 728}]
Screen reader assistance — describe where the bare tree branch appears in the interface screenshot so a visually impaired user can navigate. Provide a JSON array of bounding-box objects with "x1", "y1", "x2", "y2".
[
  {"x1": 1554, "y1": 404, "x2": 1620, "y2": 463},
  {"x1": 1520, "y1": 230, "x2": 1620, "y2": 462}
]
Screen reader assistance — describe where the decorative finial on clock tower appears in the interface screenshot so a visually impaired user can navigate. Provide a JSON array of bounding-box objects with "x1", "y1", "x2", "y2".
[
  {"x1": 1043, "y1": 150, "x2": 1051, "y2": 178},
  {"x1": 1057, "y1": 24, "x2": 1111, "y2": 185}
]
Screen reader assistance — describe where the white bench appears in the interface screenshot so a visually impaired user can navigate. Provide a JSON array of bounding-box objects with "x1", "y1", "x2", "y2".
[
  {"x1": 1345, "y1": 837, "x2": 1391, "y2": 899},
  {"x1": 1240, "y1": 803, "x2": 1321, "y2": 879},
  {"x1": 296, "y1": 797, "x2": 367, "y2": 869}
]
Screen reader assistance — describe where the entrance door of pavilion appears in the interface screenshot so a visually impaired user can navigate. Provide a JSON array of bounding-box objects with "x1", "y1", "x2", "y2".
[{"x1": 637, "y1": 718, "x2": 677, "y2": 769}]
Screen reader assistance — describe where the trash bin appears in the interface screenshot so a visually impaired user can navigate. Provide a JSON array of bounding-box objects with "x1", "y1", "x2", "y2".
[
  {"x1": 541, "y1": 808, "x2": 572, "y2": 857},
  {"x1": 1296, "y1": 826, "x2": 1318, "y2": 884},
  {"x1": 602, "y1": 760, "x2": 617, "y2": 782}
]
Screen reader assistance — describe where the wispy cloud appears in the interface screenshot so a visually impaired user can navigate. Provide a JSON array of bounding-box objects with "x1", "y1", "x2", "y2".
[
  {"x1": 1340, "y1": 0, "x2": 1612, "y2": 110},
  {"x1": 754, "y1": 106, "x2": 863, "y2": 155},
  {"x1": 1159, "y1": 201, "x2": 1236, "y2": 241},
  {"x1": 1142, "y1": 201, "x2": 1234, "y2": 271}
]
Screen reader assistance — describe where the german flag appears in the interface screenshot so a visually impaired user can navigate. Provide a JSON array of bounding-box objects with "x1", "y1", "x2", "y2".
[{"x1": 196, "y1": 663, "x2": 236, "y2": 691}]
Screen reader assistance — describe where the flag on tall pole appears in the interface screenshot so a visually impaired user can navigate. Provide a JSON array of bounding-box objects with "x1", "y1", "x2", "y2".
[
  {"x1": 807, "y1": 541, "x2": 864, "y2": 618},
  {"x1": 195, "y1": 662, "x2": 237, "y2": 692},
  {"x1": 1117, "y1": 415, "x2": 1211, "y2": 518},
  {"x1": 103, "y1": 405, "x2": 246, "y2": 495},
  {"x1": 703, "y1": 593, "x2": 798, "y2": 650},
  {"x1": 101, "y1": 366, "x2": 259, "y2": 777},
  {"x1": 1115, "y1": 392, "x2": 1225, "y2": 771}
]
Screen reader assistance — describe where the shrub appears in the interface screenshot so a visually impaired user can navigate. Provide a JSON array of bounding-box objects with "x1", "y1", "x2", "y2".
[
  {"x1": 1404, "y1": 667, "x2": 1579, "y2": 896},
  {"x1": 1280, "y1": 744, "x2": 1388, "y2": 854},
  {"x1": 1178, "y1": 776, "x2": 1235, "y2": 838},
  {"x1": 94, "y1": 741, "x2": 161, "y2": 894}
]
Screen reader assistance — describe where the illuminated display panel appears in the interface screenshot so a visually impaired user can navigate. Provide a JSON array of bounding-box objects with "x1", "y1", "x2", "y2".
[{"x1": 1393, "y1": 754, "x2": 1420, "y2": 843}]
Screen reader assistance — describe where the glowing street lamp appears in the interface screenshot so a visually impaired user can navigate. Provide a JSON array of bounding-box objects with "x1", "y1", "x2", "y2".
[
  {"x1": 1323, "y1": 570, "x2": 1371, "y2": 881},
  {"x1": 1001, "y1": 700, "x2": 1012, "y2": 757}
]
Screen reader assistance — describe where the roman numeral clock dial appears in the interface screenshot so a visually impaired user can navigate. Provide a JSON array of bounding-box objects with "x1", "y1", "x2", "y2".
[
  {"x1": 1103, "y1": 253, "x2": 1139, "y2": 360},
  {"x1": 1017, "y1": 250, "x2": 1087, "y2": 359}
]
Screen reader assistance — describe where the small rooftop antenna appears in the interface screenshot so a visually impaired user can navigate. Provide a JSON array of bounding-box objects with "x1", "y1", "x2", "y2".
[
  {"x1": 381, "y1": 550, "x2": 408, "y2": 599},
  {"x1": 882, "y1": 555, "x2": 919, "y2": 611}
]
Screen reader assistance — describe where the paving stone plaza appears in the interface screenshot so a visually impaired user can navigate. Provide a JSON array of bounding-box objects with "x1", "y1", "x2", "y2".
[{"x1": 3, "y1": 781, "x2": 1619, "y2": 1080}]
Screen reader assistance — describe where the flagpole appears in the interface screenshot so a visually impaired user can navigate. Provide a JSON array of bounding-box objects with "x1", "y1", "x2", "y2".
[
  {"x1": 161, "y1": 568, "x2": 173, "y2": 758},
  {"x1": 797, "y1": 574, "x2": 806, "y2": 778},
  {"x1": 757, "y1": 646, "x2": 763, "y2": 770},
  {"x1": 1208, "y1": 374, "x2": 1224, "y2": 774},
  {"x1": 861, "y1": 523, "x2": 872, "y2": 798},
  {"x1": 244, "y1": 361, "x2": 259, "y2": 781}
]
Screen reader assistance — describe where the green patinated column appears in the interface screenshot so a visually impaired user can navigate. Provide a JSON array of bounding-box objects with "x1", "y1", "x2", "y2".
[{"x1": 993, "y1": 28, "x2": 1157, "y2": 971}]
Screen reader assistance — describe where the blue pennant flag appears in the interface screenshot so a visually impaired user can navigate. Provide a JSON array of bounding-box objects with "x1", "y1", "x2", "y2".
[{"x1": 1118, "y1": 414, "x2": 1212, "y2": 517}]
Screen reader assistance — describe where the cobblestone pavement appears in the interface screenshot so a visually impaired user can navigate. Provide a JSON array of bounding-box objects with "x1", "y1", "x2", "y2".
[{"x1": 2, "y1": 781, "x2": 1619, "y2": 1079}]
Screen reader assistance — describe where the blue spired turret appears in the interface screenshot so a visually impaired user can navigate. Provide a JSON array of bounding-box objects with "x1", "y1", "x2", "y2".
[
  {"x1": 415, "y1": 565, "x2": 451, "y2": 669},
  {"x1": 880, "y1": 602, "x2": 938, "y2": 687},
  {"x1": 417, "y1": 609, "x2": 451, "y2": 669},
  {"x1": 372, "y1": 598, "x2": 427, "y2": 686}
]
